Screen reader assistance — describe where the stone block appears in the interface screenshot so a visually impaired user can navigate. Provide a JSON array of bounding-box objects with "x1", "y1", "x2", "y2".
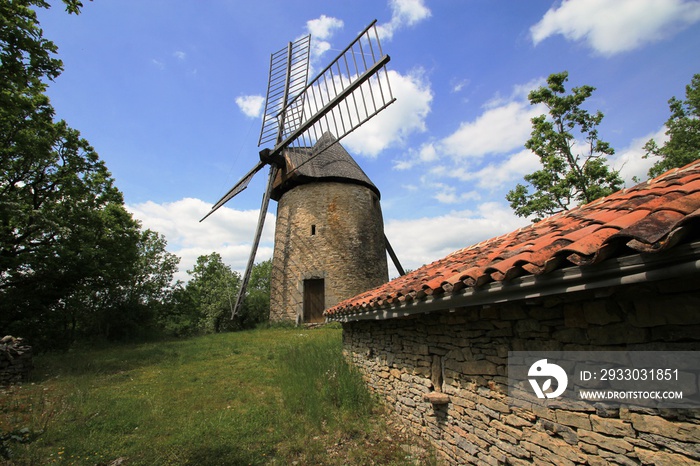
[
  {"x1": 423, "y1": 392, "x2": 450, "y2": 405},
  {"x1": 583, "y1": 300, "x2": 622, "y2": 325},
  {"x1": 555, "y1": 410, "x2": 591, "y2": 430},
  {"x1": 503, "y1": 413, "x2": 533, "y2": 427},
  {"x1": 629, "y1": 413, "x2": 700, "y2": 443},
  {"x1": 480, "y1": 396, "x2": 510, "y2": 414},
  {"x1": 578, "y1": 429, "x2": 633, "y2": 454},
  {"x1": 500, "y1": 305, "x2": 527, "y2": 320},
  {"x1": 638, "y1": 433, "x2": 700, "y2": 460},
  {"x1": 588, "y1": 323, "x2": 648, "y2": 345},
  {"x1": 563, "y1": 303, "x2": 587, "y2": 328},
  {"x1": 590, "y1": 415, "x2": 635, "y2": 437},
  {"x1": 461, "y1": 360, "x2": 498, "y2": 375},
  {"x1": 634, "y1": 447, "x2": 698, "y2": 466}
]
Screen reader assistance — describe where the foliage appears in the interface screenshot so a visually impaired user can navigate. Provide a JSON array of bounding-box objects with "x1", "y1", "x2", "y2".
[
  {"x1": 0, "y1": 0, "x2": 177, "y2": 350},
  {"x1": 182, "y1": 252, "x2": 241, "y2": 333},
  {"x1": 175, "y1": 254, "x2": 271, "y2": 334},
  {"x1": 644, "y1": 73, "x2": 700, "y2": 177},
  {"x1": 240, "y1": 258, "x2": 272, "y2": 328},
  {"x1": 506, "y1": 71, "x2": 623, "y2": 222},
  {"x1": 1, "y1": 329, "x2": 428, "y2": 465}
]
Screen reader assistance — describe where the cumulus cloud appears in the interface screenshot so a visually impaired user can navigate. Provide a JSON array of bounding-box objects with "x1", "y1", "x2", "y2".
[
  {"x1": 235, "y1": 95, "x2": 265, "y2": 118},
  {"x1": 127, "y1": 198, "x2": 274, "y2": 282},
  {"x1": 305, "y1": 15, "x2": 344, "y2": 60},
  {"x1": 384, "y1": 202, "x2": 529, "y2": 272},
  {"x1": 389, "y1": 78, "x2": 546, "y2": 203},
  {"x1": 378, "y1": 0, "x2": 432, "y2": 40},
  {"x1": 440, "y1": 101, "x2": 541, "y2": 159},
  {"x1": 441, "y1": 149, "x2": 541, "y2": 190},
  {"x1": 343, "y1": 68, "x2": 433, "y2": 157},
  {"x1": 531, "y1": 0, "x2": 700, "y2": 56},
  {"x1": 610, "y1": 127, "x2": 667, "y2": 185}
]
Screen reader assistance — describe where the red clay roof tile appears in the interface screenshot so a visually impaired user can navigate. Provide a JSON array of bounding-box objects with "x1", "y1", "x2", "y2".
[{"x1": 325, "y1": 160, "x2": 700, "y2": 318}]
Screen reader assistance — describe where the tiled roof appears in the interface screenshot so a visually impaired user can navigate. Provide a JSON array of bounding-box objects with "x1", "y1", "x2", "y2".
[{"x1": 325, "y1": 160, "x2": 700, "y2": 319}]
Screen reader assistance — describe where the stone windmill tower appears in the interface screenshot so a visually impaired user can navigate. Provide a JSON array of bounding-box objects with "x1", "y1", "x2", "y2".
[
  {"x1": 269, "y1": 132, "x2": 389, "y2": 323},
  {"x1": 201, "y1": 21, "x2": 404, "y2": 323}
]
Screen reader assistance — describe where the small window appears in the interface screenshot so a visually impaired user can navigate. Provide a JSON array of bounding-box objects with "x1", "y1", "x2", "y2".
[{"x1": 311, "y1": 225, "x2": 316, "y2": 236}]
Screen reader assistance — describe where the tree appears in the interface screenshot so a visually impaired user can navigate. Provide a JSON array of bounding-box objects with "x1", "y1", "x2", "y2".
[
  {"x1": 68, "y1": 223, "x2": 180, "y2": 341},
  {"x1": 506, "y1": 72, "x2": 623, "y2": 222},
  {"x1": 0, "y1": 1, "x2": 177, "y2": 349},
  {"x1": 644, "y1": 73, "x2": 700, "y2": 177},
  {"x1": 185, "y1": 253, "x2": 242, "y2": 333},
  {"x1": 178, "y1": 255, "x2": 271, "y2": 334},
  {"x1": 240, "y1": 259, "x2": 272, "y2": 329}
]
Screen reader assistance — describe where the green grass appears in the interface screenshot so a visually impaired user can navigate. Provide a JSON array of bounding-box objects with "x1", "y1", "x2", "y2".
[{"x1": 1, "y1": 327, "x2": 435, "y2": 465}]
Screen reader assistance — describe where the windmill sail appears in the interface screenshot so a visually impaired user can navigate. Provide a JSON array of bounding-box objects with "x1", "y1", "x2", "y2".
[
  {"x1": 264, "y1": 20, "x2": 395, "y2": 165},
  {"x1": 258, "y1": 35, "x2": 311, "y2": 148}
]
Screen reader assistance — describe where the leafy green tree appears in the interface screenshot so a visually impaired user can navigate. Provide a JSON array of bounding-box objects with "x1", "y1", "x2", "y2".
[
  {"x1": 71, "y1": 224, "x2": 180, "y2": 341},
  {"x1": 1, "y1": 0, "x2": 177, "y2": 349},
  {"x1": 644, "y1": 73, "x2": 700, "y2": 177},
  {"x1": 240, "y1": 259, "x2": 272, "y2": 329},
  {"x1": 179, "y1": 255, "x2": 271, "y2": 334},
  {"x1": 506, "y1": 72, "x2": 623, "y2": 222},
  {"x1": 185, "y1": 253, "x2": 242, "y2": 333}
]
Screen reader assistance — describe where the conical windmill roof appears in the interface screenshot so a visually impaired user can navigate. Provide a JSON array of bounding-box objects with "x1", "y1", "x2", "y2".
[{"x1": 270, "y1": 132, "x2": 380, "y2": 201}]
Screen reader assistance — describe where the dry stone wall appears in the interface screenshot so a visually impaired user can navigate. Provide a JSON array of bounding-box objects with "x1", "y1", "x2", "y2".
[
  {"x1": 0, "y1": 336, "x2": 33, "y2": 385},
  {"x1": 343, "y1": 278, "x2": 700, "y2": 465}
]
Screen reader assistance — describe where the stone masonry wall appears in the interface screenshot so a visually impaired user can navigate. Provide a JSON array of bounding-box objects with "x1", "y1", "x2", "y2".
[
  {"x1": 343, "y1": 277, "x2": 700, "y2": 465},
  {"x1": 0, "y1": 336, "x2": 33, "y2": 385},
  {"x1": 270, "y1": 181, "x2": 388, "y2": 322}
]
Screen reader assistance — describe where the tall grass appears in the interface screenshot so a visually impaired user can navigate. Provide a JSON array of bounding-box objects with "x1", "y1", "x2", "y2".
[
  {"x1": 0, "y1": 328, "x2": 429, "y2": 465},
  {"x1": 277, "y1": 332, "x2": 372, "y2": 430}
]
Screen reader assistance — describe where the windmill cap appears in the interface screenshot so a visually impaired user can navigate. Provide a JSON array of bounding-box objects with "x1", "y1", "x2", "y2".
[{"x1": 270, "y1": 132, "x2": 381, "y2": 201}]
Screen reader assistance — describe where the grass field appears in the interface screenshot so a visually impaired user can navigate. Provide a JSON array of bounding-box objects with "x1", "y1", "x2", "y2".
[{"x1": 1, "y1": 326, "x2": 435, "y2": 465}]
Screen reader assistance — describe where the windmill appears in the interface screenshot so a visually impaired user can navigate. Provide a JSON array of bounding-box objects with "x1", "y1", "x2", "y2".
[{"x1": 201, "y1": 20, "x2": 404, "y2": 321}]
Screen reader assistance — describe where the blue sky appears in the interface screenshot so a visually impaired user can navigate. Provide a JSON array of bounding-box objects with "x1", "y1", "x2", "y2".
[{"x1": 38, "y1": 0, "x2": 700, "y2": 280}]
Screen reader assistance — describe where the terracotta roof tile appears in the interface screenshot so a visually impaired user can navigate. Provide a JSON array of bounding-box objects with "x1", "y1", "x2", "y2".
[{"x1": 325, "y1": 160, "x2": 700, "y2": 318}]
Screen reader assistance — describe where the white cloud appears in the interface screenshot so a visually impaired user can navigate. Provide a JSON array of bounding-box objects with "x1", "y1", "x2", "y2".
[
  {"x1": 127, "y1": 198, "x2": 274, "y2": 282},
  {"x1": 531, "y1": 0, "x2": 700, "y2": 56},
  {"x1": 394, "y1": 142, "x2": 438, "y2": 170},
  {"x1": 610, "y1": 127, "x2": 668, "y2": 185},
  {"x1": 343, "y1": 68, "x2": 433, "y2": 157},
  {"x1": 378, "y1": 0, "x2": 432, "y2": 40},
  {"x1": 305, "y1": 15, "x2": 344, "y2": 60},
  {"x1": 384, "y1": 202, "x2": 529, "y2": 271},
  {"x1": 306, "y1": 15, "x2": 344, "y2": 40},
  {"x1": 443, "y1": 149, "x2": 541, "y2": 190},
  {"x1": 151, "y1": 58, "x2": 165, "y2": 70},
  {"x1": 235, "y1": 95, "x2": 265, "y2": 119},
  {"x1": 440, "y1": 101, "x2": 542, "y2": 159},
  {"x1": 390, "y1": 78, "x2": 547, "y2": 204},
  {"x1": 173, "y1": 51, "x2": 186, "y2": 60},
  {"x1": 451, "y1": 78, "x2": 470, "y2": 93}
]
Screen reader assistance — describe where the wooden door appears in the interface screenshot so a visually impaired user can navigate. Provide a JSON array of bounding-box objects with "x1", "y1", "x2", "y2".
[{"x1": 303, "y1": 279, "x2": 325, "y2": 323}]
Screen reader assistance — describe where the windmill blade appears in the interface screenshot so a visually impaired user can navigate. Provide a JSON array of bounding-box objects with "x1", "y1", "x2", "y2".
[
  {"x1": 267, "y1": 20, "x2": 395, "y2": 162},
  {"x1": 199, "y1": 160, "x2": 266, "y2": 222},
  {"x1": 231, "y1": 164, "x2": 278, "y2": 319},
  {"x1": 259, "y1": 35, "x2": 311, "y2": 148}
]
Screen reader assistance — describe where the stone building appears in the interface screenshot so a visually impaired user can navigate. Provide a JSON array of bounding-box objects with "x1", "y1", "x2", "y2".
[
  {"x1": 269, "y1": 133, "x2": 389, "y2": 323},
  {"x1": 326, "y1": 161, "x2": 700, "y2": 465}
]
